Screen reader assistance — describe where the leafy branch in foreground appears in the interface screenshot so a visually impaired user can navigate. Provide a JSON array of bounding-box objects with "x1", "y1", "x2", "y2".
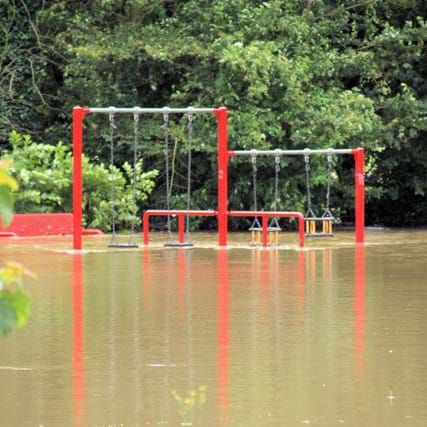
[
  {"x1": 0, "y1": 262, "x2": 33, "y2": 336},
  {"x1": 0, "y1": 160, "x2": 32, "y2": 336}
]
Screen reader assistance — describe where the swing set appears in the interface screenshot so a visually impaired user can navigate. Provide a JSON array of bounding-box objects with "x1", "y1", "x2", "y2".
[{"x1": 72, "y1": 106, "x2": 365, "y2": 250}]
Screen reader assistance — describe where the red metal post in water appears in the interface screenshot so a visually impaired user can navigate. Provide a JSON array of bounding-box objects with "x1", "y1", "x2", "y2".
[
  {"x1": 262, "y1": 215, "x2": 268, "y2": 247},
  {"x1": 178, "y1": 215, "x2": 185, "y2": 244},
  {"x1": 215, "y1": 108, "x2": 228, "y2": 247},
  {"x1": 353, "y1": 148, "x2": 365, "y2": 244},
  {"x1": 298, "y1": 216, "x2": 305, "y2": 248},
  {"x1": 72, "y1": 107, "x2": 89, "y2": 250}
]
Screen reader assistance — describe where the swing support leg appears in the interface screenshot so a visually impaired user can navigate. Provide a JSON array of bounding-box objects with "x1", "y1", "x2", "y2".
[
  {"x1": 178, "y1": 215, "x2": 185, "y2": 244},
  {"x1": 262, "y1": 216, "x2": 268, "y2": 247}
]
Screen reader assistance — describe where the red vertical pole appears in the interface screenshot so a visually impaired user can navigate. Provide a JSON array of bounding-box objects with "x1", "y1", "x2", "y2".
[
  {"x1": 215, "y1": 108, "x2": 228, "y2": 247},
  {"x1": 262, "y1": 215, "x2": 268, "y2": 248},
  {"x1": 353, "y1": 148, "x2": 365, "y2": 244},
  {"x1": 298, "y1": 216, "x2": 305, "y2": 248},
  {"x1": 72, "y1": 107, "x2": 88, "y2": 250},
  {"x1": 178, "y1": 215, "x2": 185, "y2": 243},
  {"x1": 143, "y1": 213, "x2": 149, "y2": 244}
]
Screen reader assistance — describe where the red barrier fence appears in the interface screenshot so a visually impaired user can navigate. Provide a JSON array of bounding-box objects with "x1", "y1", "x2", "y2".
[
  {"x1": 143, "y1": 209, "x2": 304, "y2": 248},
  {"x1": 0, "y1": 213, "x2": 102, "y2": 237}
]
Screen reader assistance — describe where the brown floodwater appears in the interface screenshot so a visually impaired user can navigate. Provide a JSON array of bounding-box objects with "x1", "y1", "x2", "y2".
[{"x1": 0, "y1": 230, "x2": 427, "y2": 426}]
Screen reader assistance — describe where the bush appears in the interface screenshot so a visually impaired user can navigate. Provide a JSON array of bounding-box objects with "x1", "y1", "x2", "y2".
[{"x1": 3, "y1": 131, "x2": 158, "y2": 231}]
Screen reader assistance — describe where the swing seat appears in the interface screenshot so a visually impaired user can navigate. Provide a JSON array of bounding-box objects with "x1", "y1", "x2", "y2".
[
  {"x1": 268, "y1": 230, "x2": 280, "y2": 246},
  {"x1": 164, "y1": 242, "x2": 194, "y2": 248},
  {"x1": 267, "y1": 223, "x2": 281, "y2": 246},
  {"x1": 108, "y1": 243, "x2": 140, "y2": 248},
  {"x1": 248, "y1": 216, "x2": 263, "y2": 246},
  {"x1": 249, "y1": 227, "x2": 262, "y2": 246},
  {"x1": 304, "y1": 217, "x2": 334, "y2": 238}
]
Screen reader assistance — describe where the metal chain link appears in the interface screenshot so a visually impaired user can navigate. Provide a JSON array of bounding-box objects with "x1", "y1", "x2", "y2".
[
  {"x1": 251, "y1": 153, "x2": 258, "y2": 212},
  {"x1": 268, "y1": 155, "x2": 282, "y2": 232},
  {"x1": 185, "y1": 113, "x2": 193, "y2": 241},
  {"x1": 249, "y1": 153, "x2": 262, "y2": 231},
  {"x1": 163, "y1": 113, "x2": 172, "y2": 240},
  {"x1": 304, "y1": 154, "x2": 316, "y2": 218},
  {"x1": 273, "y1": 155, "x2": 280, "y2": 211},
  {"x1": 322, "y1": 153, "x2": 334, "y2": 218},
  {"x1": 109, "y1": 113, "x2": 117, "y2": 244}
]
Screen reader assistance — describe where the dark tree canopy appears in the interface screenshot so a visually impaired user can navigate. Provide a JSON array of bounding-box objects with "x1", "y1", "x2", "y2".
[{"x1": 1, "y1": 0, "x2": 426, "y2": 227}]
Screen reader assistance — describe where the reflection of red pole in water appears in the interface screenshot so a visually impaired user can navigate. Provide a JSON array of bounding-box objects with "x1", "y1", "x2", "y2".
[
  {"x1": 142, "y1": 248, "x2": 150, "y2": 309},
  {"x1": 354, "y1": 245, "x2": 366, "y2": 374},
  {"x1": 298, "y1": 251, "x2": 305, "y2": 318},
  {"x1": 217, "y1": 250, "x2": 229, "y2": 424},
  {"x1": 308, "y1": 250, "x2": 316, "y2": 282},
  {"x1": 178, "y1": 249, "x2": 186, "y2": 317},
  {"x1": 262, "y1": 249, "x2": 269, "y2": 309},
  {"x1": 72, "y1": 253, "x2": 84, "y2": 427},
  {"x1": 323, "y1": 249, "x2": 332, "y2": 282}
]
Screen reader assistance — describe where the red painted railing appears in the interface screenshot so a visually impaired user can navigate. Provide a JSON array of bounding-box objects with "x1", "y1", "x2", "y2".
[
  {"x1": 143, "y1": 210, "x2": 218, "y2": 245},
  {"x1": 143, "y1": 209, "x2": 304, "y2": 248},
  {"x1": 228, "y1": 211, "x2": 305, "y2": 248}
]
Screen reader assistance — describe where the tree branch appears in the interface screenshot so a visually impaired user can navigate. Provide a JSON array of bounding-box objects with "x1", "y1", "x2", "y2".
[{"x1": 19, "y1": 0, "x2": 42, "y2": 47}]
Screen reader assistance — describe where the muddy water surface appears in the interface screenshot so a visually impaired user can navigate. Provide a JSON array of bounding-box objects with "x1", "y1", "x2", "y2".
[{"x1": 0, "y1": 230, "x2": 426, "y2": 426}]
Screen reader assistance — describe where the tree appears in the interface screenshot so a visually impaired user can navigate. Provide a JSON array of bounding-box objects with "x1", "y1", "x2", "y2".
[{"x1": 1, "y1": 0, "x2": 426, "y2": 226}]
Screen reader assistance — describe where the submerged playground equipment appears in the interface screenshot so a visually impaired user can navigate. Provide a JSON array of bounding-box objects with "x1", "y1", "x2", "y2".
[{"x1": 72, "y1": 106, "x2": 364, "y2": 250}]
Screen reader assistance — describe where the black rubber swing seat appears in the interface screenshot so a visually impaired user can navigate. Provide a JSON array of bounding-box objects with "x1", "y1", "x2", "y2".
[
  {"x1": 164, "y1": 242, "x2": 194, "y2": 248},
  {"x1": 305, "y1": 233, "x2": 334, "y2": 238},
  {"x1": 108, "y1": 243, "x2": 140, "y2": 248}
]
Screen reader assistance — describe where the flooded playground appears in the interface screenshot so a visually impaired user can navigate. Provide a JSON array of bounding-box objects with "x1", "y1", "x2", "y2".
[{"x1": 0, "y1": 229, "x2": 427, "y2": 426}]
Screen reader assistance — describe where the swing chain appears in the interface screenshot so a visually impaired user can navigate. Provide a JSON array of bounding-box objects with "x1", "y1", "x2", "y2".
[
  {"x1": 185, "y1": 113, "x2": 194, "y2": 241},
  {"x1": 323, "y1": 153, "x2": 334, "y2": 218},
  {"x1": 268, "y1": 154, "x2": 282, "y2": 233},
  {"x1": 109, "y1": 112, "x2": 117, "y2": 243},
  {"x1": 251, "y1": 153, "x2": 258, "y2": 212},
  {"x1": 273, "y1": 155, "x2": 280, "y2": 211},
  {"x1": 248, "y1": 152, "x2": 263, "y2": 232},
  {"x1": 304, "y1": 154, "x2": 315, "y2": 218},
  {"x1": 163, "y1": 112, "x2": 172, "y2": 240}
]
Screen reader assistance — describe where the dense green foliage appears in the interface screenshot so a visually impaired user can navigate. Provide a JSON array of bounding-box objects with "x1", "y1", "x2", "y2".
[
  {"x1": 1, "y1": 0, "x2": 427, "y2": 226},
  {"x1": 3, "y1": 131, "x2": 158, "y2": 230}
]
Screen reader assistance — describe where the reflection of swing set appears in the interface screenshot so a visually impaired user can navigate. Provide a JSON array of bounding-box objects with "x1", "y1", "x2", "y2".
[{"x1": 72, "y1": 107, "x2": 365, "y2": 250}]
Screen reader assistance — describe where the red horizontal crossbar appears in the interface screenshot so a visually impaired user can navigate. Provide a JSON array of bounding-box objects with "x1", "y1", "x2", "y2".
[
  {"x1": 228, "y1": 210, "x2": 304, "y2": 219},
  {"x1": 143, "y1": 210, "x2": 218, "y2": 244},
  {"x1": 144, "y1": 209, "x2": 218, "y2": 217}
]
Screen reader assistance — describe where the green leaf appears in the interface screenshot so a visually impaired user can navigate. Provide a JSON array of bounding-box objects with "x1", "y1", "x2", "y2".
[
  {"x1": 0, "y1": 295, "x2": 17, "y2": 336},
  {"x1": 8, "y1": 290, "x2": 30, "y2": 328},
  {"x1": 0, "y1": 186, "x2": 15, "y2": 227}
]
